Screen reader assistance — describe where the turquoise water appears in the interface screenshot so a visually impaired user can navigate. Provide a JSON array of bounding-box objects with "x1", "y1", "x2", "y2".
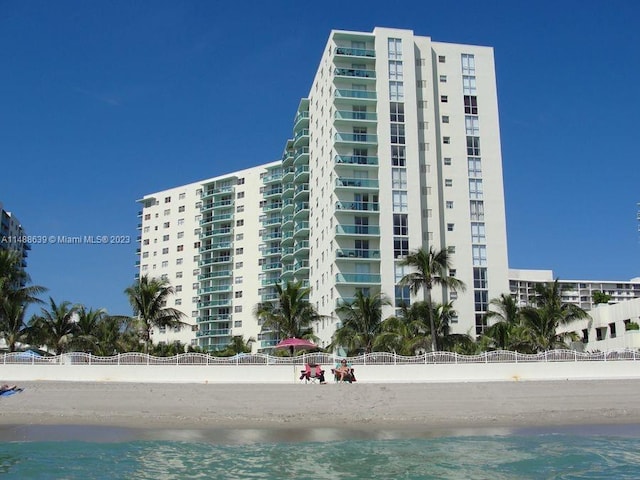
[{"x1": 1, "y1": 427, "x2": 640, "y2": 479}]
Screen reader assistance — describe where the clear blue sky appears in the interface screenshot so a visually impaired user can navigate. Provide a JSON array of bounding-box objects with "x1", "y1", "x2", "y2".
[{"x1": 1, "y1": 0, "x2": 638, "y2": 316}]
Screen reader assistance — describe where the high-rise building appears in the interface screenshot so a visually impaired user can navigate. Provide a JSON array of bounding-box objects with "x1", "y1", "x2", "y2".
[
  {"x1": 136, "y1": 27, "x2": 510, "y2": 352},
  {"x1": 0, "y1": 202, "x2": 30, "y2": 270}
]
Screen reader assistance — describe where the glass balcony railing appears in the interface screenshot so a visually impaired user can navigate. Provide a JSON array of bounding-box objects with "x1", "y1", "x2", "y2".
[
  {"x1": 335, "y1": 155, "x2": 378, "y2": 166},
  {"x1": 335, "y1": 89, "x2": 376, "y2": 100},
  {"x1": 335, "y1": 110, "x2": 378, "y2": 121},
  {"x1": 198, "y1": 285, "x2": 232, "y2": 294},
  {"x1": 334, "y1": 68, "x2": 376, "y2": 79},
  {"x1": 335, "y1": 47, "x2": 375, "y2": 58},
  {"x1": 335, "y1": 225, "x2": 380, "y2": 235},
  {"x1": 336, "y1": 178, "x2": 379, "y2": 188},
  {"x1": 336, "y1": 273, "x2": 381, "y2": 284},
  {"x1": 336, "y1": 249, "x2": 381, "y2": 259},
  {"x1": 335, "y1": 133, "x2": 378, "y2": 143},
  {"x1": 335, "y1": 201, "x2": 379, "y2": 212},
  {"x1": 198, "y1": 270, "x2": 232, "y2": 280},
  {"x1": 196, "y1": 329, "x2": 231, "y2": 338}
]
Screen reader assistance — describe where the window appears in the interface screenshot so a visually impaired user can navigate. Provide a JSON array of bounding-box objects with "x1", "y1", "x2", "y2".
[
  {"x1": 447, "y1": 223, "x2": 454, "y2": 231},
  {"x1": 440, "y1": 95, "x2": 448, "y2": 103},
  {"x1": 464, "y1": 95, "x2": 478, "y2": 114},
  {"x1": 472, "y1": 245, "x2": 487, "y2": 266},
  {"x1": 391, "y1": 146, "x2": 406, "y2": 166},
  {"x1": 393, "y1": 237, "x2": 409, "y2": 258},
  {"x1": 474, "y1": 290, "x2": 488, "y2": 311},
  {"x1": 444, "y1": 157, "x2": 452, "y2": 165},
  {"x1": 162, "y1": 247, "x2": 169, "y2": 254},
  {"x1": 353, "y1": 126, "x2": 367, "y2": 141},
  {"x1": 446, "y1": 201, "x2": 454, "y2": 209},
  {"x1": 237, "y1": 191, "x2": 245, "y2": 199},
  {"x1": 445, "y1": 179, "x2": 453, "y2": 187},
  {"x1": 468, "y1": 157, "x2": 482, "y2": 177},
  {"x1": 390, "y1": 124, "x2": 405, "y2": 144},
  {"x1": 163, "y1": 234, "x2": 169, "y2": 241},
  {"x1": 463, "y1": 76, "x2": 476, "y2": 95},
  {"x1": 461, "y1": 54, "x2": 475, "y2": 75},
  {"x1": 388, "y1": 38, "x2": 402, "y2": 59},
  {"x1": 176, "y1": 272, "x2": 183, "y2": 278},
  {"x1": 448, "y1": 246, "x2": 456, "y2": 254},
  {"x1": 235, "y1": 291, "x2": 243, "y2": 298},
  {"x1": 610, "y1": 322, "x2": 617, "y2": 338},
  {"x1": 438, "y1": 55, "x2": 446, "y2": 63},
  {"x1": 392, "y1": 191, "x2": 408, "y2": 212},
  {"x1": 161, "y1": 261, "x2": 168, "y2": 268},
  {"x1": 237, "y1": 177, "x2": 245, "y2": 185},
  {"x1": 164, "y1": 196, "x2": 171, "y2": 203},
  {"x1": 474, "y1": 267, "x2": 488, "y2": 288},
  {"x1": 470, "y1": 200, "x2": 485, "y2": 221},
  {"x1": 163, "y1": 222, "x2": 170, "y2": 228},
  {"x1": 471, "y1": 223, "x2": 486, "y2": 243},
  {"x1": 467, "y1": 136, "x2": 481, "y2": 156},
  {"x1": 177, "y1": 231, "x2": 184, "y2": 239},
  {"x1": 177, "y1": 218, "x2": 184, "y2": 226},
  {"x1": 234, "y1": 305, "x2": 243, "y2": 313},
  {"x1": 442, "y1": 115, "x2": 449, "y2": 123},
  {"x1": 443, "y1": 136, "x2": 450, "y2": 144},
  {"x1": 392, "y1": 168, "x2": 407, "y2": 189},
  {"x1": 235, "y1": 276, "x2": 243, "y2": 284},
  {"x1": 389, "y1": 60, "x2": 403, "y2": 80},
  {"x1": 439, "y1": 75, "x2": 447, "y2": 83},
  {"x1": 236, "y1": 219, "x2": 244, "y2": 227},
  {"x1": 390, "y1": 102, "x2": 404, "y2": 122},
  {"x1": 178, "y1": 193, "x2": 186, "y2": 200},
  {"x1": 176, "y1": 258, "x2": 183, "y2": 265},
  {"x1": 236, "y1": 233, "x2": 244, "y2": 241},
  {"x1": 395, "y1": 285, "x2": 410, "y2": 307},
  {"x1": 465, "y1": 116, "x2": 479, "y2": 136},
  {"x1": 389, "y1": 82, "x2": 404, "y2": 101},
  {"x1": 144, "y1": 214, "x2": 151, "y2": 220},
  {"x1": 393, "y1": 214, "x2": 408, "y2": 235},
  {"x1": 237, "y1": 205, "x2": 244, "y2": 213},
  {"x1": 177, "y1": 245, "x2": 184, "y2": 252},
  {"x1": 469, "y1": 179, "x2": 483, "y2": 199},
  {"x1": 164, "y1": 209, "x2": 170, "y2": 216}
]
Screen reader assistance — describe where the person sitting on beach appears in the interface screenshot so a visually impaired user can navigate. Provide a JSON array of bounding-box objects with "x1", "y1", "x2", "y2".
[
  {"x1": 333, "y1": 360, "x2": 355, "y2": 382},
  {"x1": 0, "y1": 384, "x2": 22, "y2": 393}
]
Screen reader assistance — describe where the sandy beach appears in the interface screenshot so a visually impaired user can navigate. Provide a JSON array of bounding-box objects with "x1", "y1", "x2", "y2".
[{"x1": 1, "y1": 379, "x2": 639, "y2": 439}]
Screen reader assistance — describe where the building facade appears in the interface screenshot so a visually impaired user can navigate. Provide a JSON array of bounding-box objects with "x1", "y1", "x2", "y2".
[
  {"x1": 0, "y1": 202, "x2": 30, "y2": 270},
  {"x1": 136, "y1": 27, "x2": 511, "y2": 352}
]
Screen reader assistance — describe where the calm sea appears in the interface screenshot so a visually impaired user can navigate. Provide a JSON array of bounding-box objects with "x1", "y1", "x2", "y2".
[{"x1": 1, "y1": 425, "x2": 640, "y2": 479}]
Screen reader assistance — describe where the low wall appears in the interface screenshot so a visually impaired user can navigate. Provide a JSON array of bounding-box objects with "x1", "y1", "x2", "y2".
[{"x1": 3, "y1": 361, "x2": 640, "y2": 384}]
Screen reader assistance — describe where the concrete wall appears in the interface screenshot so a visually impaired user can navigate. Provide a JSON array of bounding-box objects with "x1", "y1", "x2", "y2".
[{"x1": 3, "y1": 361, "x2": 640, "y2": 384}]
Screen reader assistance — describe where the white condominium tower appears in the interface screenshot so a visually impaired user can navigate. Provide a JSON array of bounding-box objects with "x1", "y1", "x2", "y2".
[{"x1": 136, "y1": 27, "x2": 510, "y2": 351}]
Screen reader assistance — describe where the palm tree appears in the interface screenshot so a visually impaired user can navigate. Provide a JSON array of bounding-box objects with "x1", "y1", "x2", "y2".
[
  {"x1": 482, "y1": 293, "x2": 523, "y2": 351},
  {"x1": 431, "y1": 302, "x2": 476, "y2": 353},
  {"x1": 215, "y1": 335, "x2": 255, "y2": 357},
  {"x1": 124, "y1": 275, "x2": 186, "y2": 352},
  {"x1": 520, "y1": 280, "x2": 589, "y2": 351},
  {"x1": 70, "y1": 307, "x2": 107, "y2": 353},
  {"x1": 332, "y1": 290, "x2": 389, "y2": 354},
  {"x1": 0, "y1": 250, "x2": 47, "y2": 351},
  {"x1": 253, "y1": 281, "x2": 321, "y2": 341},
  {"x1": 93, "y1": 314, "x2": 138, "y2": 355},
  {"x1": 377, "y1": 301, "x2": 431, "y2": 355},
  {"x1": 399, "y1": 246, "x2": 466, "y2": 352},
  {"x1": 27, "y1": 298, "x2": 78, "y2": 355}
]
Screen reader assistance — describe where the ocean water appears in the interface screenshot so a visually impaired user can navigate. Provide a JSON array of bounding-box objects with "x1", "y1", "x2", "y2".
[{"x1": 1, "y1": 426, "x2": 640, "y2": 479}]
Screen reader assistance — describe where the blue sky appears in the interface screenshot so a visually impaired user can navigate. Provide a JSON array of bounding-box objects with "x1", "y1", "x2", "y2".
[{"x1": 1, "y1": 0, "x2": 638, "y2": 316}]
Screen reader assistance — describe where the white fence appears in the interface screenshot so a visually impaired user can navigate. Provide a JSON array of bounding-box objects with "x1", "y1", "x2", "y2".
[
  {"x1": 4, "y1": 349, "x2": 640, "y2": 366},
  {"x1": 4, "y1": 350, "x2": 640, "y2": 384}
]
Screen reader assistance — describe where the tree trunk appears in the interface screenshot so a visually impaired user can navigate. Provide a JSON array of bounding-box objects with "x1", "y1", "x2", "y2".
[{"x1": 426, "y1": 288, "x2": 437, "y2": 352}]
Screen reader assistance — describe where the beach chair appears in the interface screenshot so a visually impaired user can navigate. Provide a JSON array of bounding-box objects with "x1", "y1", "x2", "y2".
[
  {"x1": 299, "y1": 363, "x2": 326, "y2": 384},
  {"x1": 331, "y1": 361, "x2": 356, "y2": 383}
]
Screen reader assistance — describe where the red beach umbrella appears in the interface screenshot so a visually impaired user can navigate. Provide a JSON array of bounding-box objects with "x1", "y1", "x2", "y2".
[{"x1": 274, "y1": 337, "x2": 317, "y2": 355}]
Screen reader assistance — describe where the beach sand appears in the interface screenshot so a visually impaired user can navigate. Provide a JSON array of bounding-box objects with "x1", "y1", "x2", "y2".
[{"x1": 1, "y1": 379, "x2": 639, "y2": 439}]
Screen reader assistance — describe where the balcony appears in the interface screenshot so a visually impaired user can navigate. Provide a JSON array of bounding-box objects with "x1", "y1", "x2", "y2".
[
  {"x1": 262, "y1": 216, "x2": 282, "y2": 226},
  {"x1": 261, "y1": 277, "x2": 281, "y2": 286},
  {"x1": 202, "y1": 199, "x2": 233, "y2": 211},
  {"x1": 294, "y1": 183, "x2": 309, "y2": 200},
  {"x1": 280, "y1": 230, "x2": 294, "y2": 245},
  {"x1": 263, "y1": 201, "x2": 282, "y2": 212},
  {"x1": 200, "y1": 255, "x2": 232, "y2": 267},
  {"x1": 263, "y1": 246, "x2": 282, "y2": 256},
  {"x1": 294, "y1": 260, "x2": 309, "y2": 274},
  {"x1": 335, "y1": 46, "x2": 375, "y2": 58},
  {"x1": 202, "y1": 227, "x2": 232, "y2": 237},
  {"x1": 334, "y1": 89, "x2": 376, "y2": 102},
  {"x1": 335, "y1": 224, "x2": 380, "y2": 236},
  {"x1": 264, "y1": 186, "x2": 283, "y2": 198},
  {"x1": 196, "y1": 329, "x2": 231, "y2": 338},
  {"x1": 282, "y1": 167, "x2": 295, "y2": 182},
  {"x1": 281, "y1": 247, "x2": 294, "y2": 262},
  {"x1": 198, "y1": 270, "x2": 232, "y2": 280},
  {"x1": 197, "y1": 314, "x2": 231, "y2": 323},
  {"x1": 262, "y1": 262, "x2": 281, "y2": 271},
  {"x1": 334, "y1": 67, "x2": 376, "y2": 80},
  {"x1": 335, "y1": 201, "x2": 379, "y2": 212},
  {"x1": 293, "y1": 222, "x2": 309, "y2": 238},
  {"x1": 202, "y1": 186, "x2": 233, "y2": 199},
  {"x1": 336, "y1": 249, "x2": 381, "y2": 259},
  {"x1": 294, "y1": 147, "x2": 309, "y2": 164},
  {"x1": 335, "y1": 178, "x2": 379, "y2": 189},
  {"x1": 294, "y1": 111, "x2": 309, "y2": 130},
  {"x1": 199, "y1": 241, "x2": 231, "y2": 253},
  {"x1": 335, "y1": 155, "x2": 378, "y2": 166},
  {"x1": 336, "y1": 273, "x2": 381, "y2": 284},
  {"x1": 294, "y1": 165, "x2": 309, "y2": 181},
  {"x1": 198, "y1": 298, "x2": 232, "y2": 308},
  {"x1": 263, "y1": 172, "x2": 283, "y2": 184},
  {"x1": 262, "y1": 231, "x2": 282, "y2": 241},
  {"x1": 334, "y1": 110, "x2": 377, "y2": 123},
  {"x1": 334, "y1": 132, "x2": 377, "y2": 146},
  {"x1": 198, "y1": 285, "x2": 232, "y2": 294},
  {"x1": 294, "y1": 241, "x2": 309, "y2": 256}
]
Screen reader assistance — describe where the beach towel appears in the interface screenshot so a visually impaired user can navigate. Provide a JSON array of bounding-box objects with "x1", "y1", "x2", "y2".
[{"x1": 0, "y1": 388, "x2": 23, "y2": 397}]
